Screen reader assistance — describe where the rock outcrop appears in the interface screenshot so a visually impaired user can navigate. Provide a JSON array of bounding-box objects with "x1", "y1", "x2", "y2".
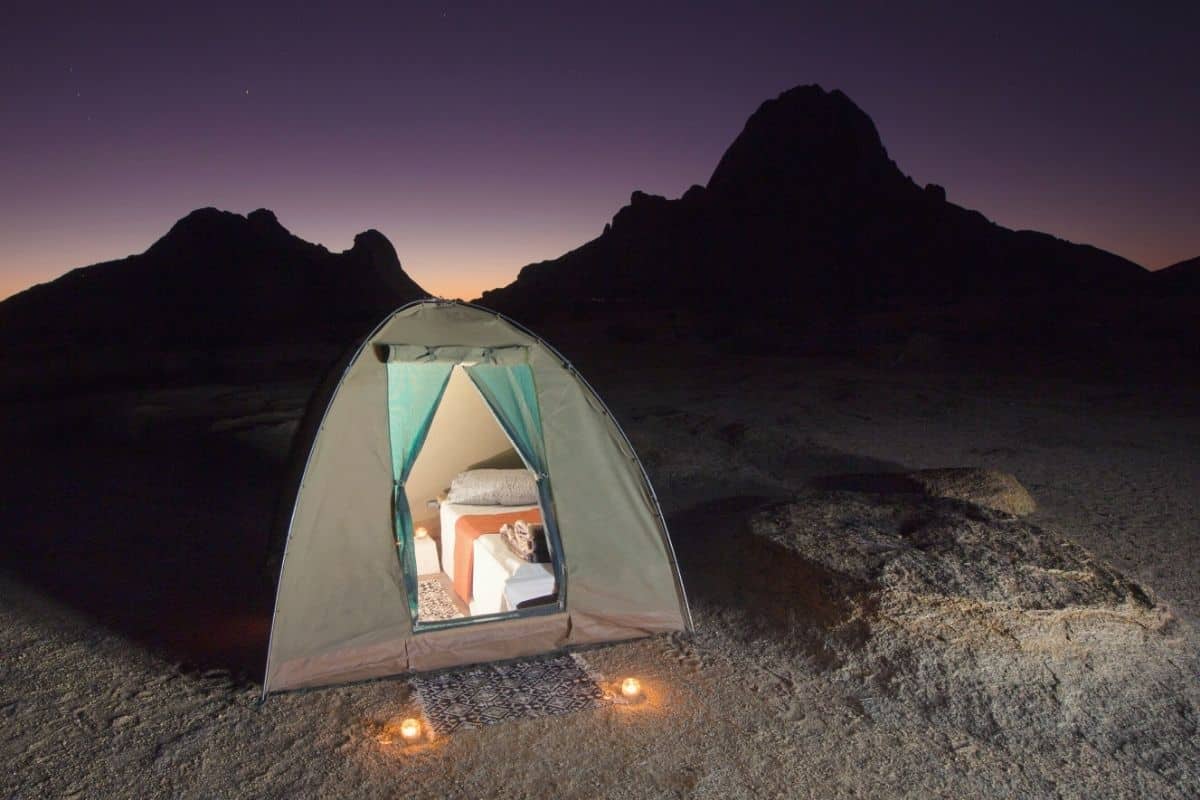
[
  {"x1": 905, "y1": 467, "x2": 1036, "y2": 516},
  {"x1": 730, "y1": 489, "x2": 1195, "y2": 793},
  {"x1": 751, "y1": 490, "x2": 1146, "y2": 619}
]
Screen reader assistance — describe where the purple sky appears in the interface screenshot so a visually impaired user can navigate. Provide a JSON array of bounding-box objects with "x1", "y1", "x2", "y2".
[{"x1": 2, "y1": 2, "x2": 1197, "y2": 301}]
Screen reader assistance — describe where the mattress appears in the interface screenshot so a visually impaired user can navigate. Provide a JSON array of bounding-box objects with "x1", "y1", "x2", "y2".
[
  {"x1": 439, "y1": 501, "x2": 539, "y2": 584},
  {"x1": 471, "y1": 533, "x2": 555, "y2": 616}
]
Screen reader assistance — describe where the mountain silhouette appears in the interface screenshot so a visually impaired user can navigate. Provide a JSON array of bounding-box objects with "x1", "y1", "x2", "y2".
[
  {"x1": 0, "y1": 208, "x2": 427, "y2": 390},
  {"x1": 0, "y1": 208, "x2": 425, "y2": 353},
  {"x1": 1154, "y1": 255, "x2": 1200, "y2": 295},
  {"x1": 478, "y1": 85, "x2": 1150, "y2": 342}
]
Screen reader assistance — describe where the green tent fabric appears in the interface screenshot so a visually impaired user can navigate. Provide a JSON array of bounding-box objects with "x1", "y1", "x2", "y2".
[
  {"x1": 386, "y1": 361, "x2": 454, "y2": 618},
  {"x1": 464, "y1": 364, "x2": 546, "y2": 476},
  {"x1": 465, "y1": 363, "x2": 565, "y2": 601}
]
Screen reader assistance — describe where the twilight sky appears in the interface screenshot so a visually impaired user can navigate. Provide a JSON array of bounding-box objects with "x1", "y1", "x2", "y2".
[{"x1": 1, "y1": 1, "x2": 1197, "y2": 301}]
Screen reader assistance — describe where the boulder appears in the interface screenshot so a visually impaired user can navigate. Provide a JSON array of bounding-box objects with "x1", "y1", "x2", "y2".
[
  {"x1": 731, "y1": 489, "x2": 1188, "y2": 786},
  {"x1": 906, "y1": 467, "x2": 1036, "y2": 516},
  {"x1": 751, "y1": 490, "x2": 1143, "y2": 616}
]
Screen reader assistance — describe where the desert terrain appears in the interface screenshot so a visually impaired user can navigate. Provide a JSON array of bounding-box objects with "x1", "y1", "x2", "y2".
[
  {"x1": 3, "y1": 10, "x2": 1198, "y2": 798},
  {"x1": 3, "y1": 350, "x2": 1197, "y2": 798}
]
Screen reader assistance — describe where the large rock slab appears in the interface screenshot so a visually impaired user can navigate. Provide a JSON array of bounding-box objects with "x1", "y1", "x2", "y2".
[
  {"x1": 906, "y1": 467, "x2": 1036, "y2": 516},
  {"x1": 813, "y1": 467, "x2": 1037, "y2": 516},
  {"x1": 751, "y1": 490, "x2": 1152, "y2": 629},
  {"x1": 727, "y1": 488, "x2": 1197, "y2": 794}
]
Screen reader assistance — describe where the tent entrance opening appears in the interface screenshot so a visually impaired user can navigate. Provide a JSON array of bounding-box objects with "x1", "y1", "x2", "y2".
[{"x1": 388, "y1": 362, "x2": 563, "y2": 630}]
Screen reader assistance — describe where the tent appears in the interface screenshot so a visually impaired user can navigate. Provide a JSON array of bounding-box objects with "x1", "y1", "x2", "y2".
[{"x1": 263, "y1": 300, "x2": 691, "y2": 695}]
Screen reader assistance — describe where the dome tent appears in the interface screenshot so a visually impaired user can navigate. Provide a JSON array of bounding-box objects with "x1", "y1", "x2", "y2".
[{"x1": 263, "y1": 300, "x2": 691, "y2": 695}]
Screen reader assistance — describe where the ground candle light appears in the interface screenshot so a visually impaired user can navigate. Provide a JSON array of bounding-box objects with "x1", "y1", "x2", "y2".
[
  {"x1": 621, "y1": 677, "x2": 642, "y2": 699},
  {"x1": 400, "y1": 718, "x2": 422, "y2": 741}
]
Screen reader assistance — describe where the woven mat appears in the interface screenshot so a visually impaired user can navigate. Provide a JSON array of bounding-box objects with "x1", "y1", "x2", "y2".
[
  {"x1": 412, "y1": 652, "x2": 610, "y2": 734},
  {"x1": 417, "y1": 576, "x2": 464, "y2": 622}
]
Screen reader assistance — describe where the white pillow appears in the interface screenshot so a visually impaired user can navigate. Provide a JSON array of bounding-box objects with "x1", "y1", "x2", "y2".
[{"x1": 447, "y1": 469, "x2": 538, "y2": 506}]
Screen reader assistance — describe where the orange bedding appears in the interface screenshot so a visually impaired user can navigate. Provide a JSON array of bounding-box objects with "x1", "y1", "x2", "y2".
[{"x1": 453, "y1": 508, "x2": 543, "y2": 604}]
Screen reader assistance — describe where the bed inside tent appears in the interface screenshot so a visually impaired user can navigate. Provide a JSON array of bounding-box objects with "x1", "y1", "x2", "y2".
[{"x1": 399, "y1": 363, "x2": 562, "y2": 628}]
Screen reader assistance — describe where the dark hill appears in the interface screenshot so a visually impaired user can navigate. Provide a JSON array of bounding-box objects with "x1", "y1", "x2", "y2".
[
  {"x1": 0, "y1": 208, "x2": 425, "y2": 351},
  {"x1": 478, "y1": 85, "x2": 1151, "y2": 355},
  {"x1": 0, "y1": 208, "x2": 427, "y2": 391},
  {"x1": 1153, "y1": 256, "x2": 1200, "y2": 295}
]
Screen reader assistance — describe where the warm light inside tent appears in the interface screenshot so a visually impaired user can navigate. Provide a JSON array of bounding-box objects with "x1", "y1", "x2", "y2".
[
  {"x1": 414, "y1": 526, "x2": 429, "y2": 539},
  {"x1": 621, "y1": 677, "x2": 642, "y2": 699},
  {"x1": 400, "y1": 718, "x2": 422, "y2": 741}
]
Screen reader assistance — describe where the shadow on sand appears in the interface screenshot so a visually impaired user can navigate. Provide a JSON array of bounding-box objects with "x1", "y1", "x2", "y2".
[
  {"x1": 660, "y1": 441, "x2": 909, "y2": 662},
  {"x1": 0, "y1": 389, "x2": 913, "y2": 681},
  {"x1": 665, "y1": 495, "x2": 873, "y2": 668},
  {"x1": 0, "y1": 409, "x2": 283, "y2": 678}
]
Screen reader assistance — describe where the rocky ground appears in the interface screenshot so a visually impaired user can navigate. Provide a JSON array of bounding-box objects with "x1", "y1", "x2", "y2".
[{"x1": 2, "y1": 356, "x2": 1197, "y2": 798}]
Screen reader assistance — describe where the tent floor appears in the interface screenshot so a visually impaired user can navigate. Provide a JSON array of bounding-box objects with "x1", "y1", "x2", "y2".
[{"x1": 417, "y1": 572, "x2": 469, "y2": 621}]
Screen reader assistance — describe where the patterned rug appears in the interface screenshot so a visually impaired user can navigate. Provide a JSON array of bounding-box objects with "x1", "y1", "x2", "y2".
[
  {"x1": 412, "y1": 652, "x2": 610, "y2": 734},
  {"x1": 417, "y1": 576, "x2": 464, "y2": 622}
]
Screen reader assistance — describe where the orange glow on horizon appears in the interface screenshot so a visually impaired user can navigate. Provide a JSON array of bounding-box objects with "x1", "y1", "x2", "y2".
[
  {"x1": 0, "y1": 208, "x2": 595, "y2": 305},
  {"x1": 0, "y1": 246, "x2": 536, "y2": 306},
  {"x1": 417, "y1": 274, "x2": 496, "y2": 303},
  {"x1": 1, "y1": 213, "x2": 1189, "y2": 307}
]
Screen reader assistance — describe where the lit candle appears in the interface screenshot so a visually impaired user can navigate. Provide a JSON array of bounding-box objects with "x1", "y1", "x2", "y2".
[
  {"x1": 400, "y1": 718, "x2": 422, "y2": 741},
  {"x1": 620, "y1": 677, "x2": 641, "y2": 699},
  {"x1": 414, "y1": 527, "x2": 429, "y2": 539}
]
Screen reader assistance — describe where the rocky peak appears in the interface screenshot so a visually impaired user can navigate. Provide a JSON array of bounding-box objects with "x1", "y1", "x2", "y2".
[
  {"x1": 146, "y1": 206, "x2": 300, "y2": 259},
  {"x1": 347, "y1": 229, "x2": 426, "y2": 298},
  {"x1": 706, "y1": 84, "x2": 908, "y2": 211},
  {"x1": 157, "y1": 206, "x2": 242, "y2": 240},
  {"x1": 246, "y1": 207, "x2": 286, "y2": 233},
  {"x1": 348, "y1": 229, "x2": 401, "y2": 269}
]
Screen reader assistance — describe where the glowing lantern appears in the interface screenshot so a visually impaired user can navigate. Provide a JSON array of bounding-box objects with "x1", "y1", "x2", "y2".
[
  {"x1": 399, "y1": 718, "x2": 422, "y2": 741},
  {"x1": 414, "y1": 527, "x2": 429, "y2": 539},
  {"x1": 620, "y1": 677, "x2": 642, "y2": 699}
]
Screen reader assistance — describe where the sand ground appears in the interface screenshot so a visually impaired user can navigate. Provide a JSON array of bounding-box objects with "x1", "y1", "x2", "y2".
[{"x1": 2, "y1": 356, "x2": 1197, "y2": 798}]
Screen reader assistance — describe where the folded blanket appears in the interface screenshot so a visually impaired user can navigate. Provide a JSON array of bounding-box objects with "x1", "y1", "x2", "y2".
[{"x1": 499, "y1": 519, "x2": 551, "y2": 563}]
